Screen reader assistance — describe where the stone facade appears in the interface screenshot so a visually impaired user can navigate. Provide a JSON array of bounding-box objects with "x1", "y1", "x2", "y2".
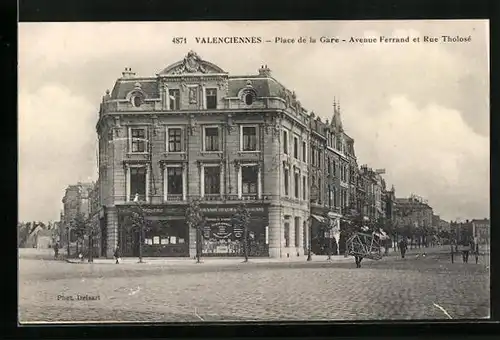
[{"x1": 95, "y1": 51, "x2": 392, "y2": 258}]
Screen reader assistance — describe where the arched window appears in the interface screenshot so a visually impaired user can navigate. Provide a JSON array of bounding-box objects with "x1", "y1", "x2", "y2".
[
  {"x1": 245, "y1": 93, "x2": 254, "y2": 105},
  {"x1": 133, "y1": 96, "x2": 142, "y2": 107}
]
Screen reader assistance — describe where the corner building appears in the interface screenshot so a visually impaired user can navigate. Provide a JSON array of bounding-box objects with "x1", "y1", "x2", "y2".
[{"x1": 97, "y1": 51, "x2": 318, "y2": 258}]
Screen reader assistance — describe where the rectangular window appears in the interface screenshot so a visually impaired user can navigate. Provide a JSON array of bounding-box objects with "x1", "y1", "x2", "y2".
[
  {"x1": 204, "y1": 127, "x2": 220, "y2": 151},
  {"x1": 169, "y1": 89, "x2": 180, "y2": 110},
  {"x1": 294, "y1": 172, "x2": 299, "y2": 198},
  {"x1": 204, "y1": 166, "x2": 221, "y2": 195},
  {"x1": 283, "y1": 130, "x2": 288, "y2": 154},
  {"x1": 328, "y1": 184, "x2": 332, "y2": 207},
  {"x1": 284, "y1": 222, "x2": 290, "y2": 247},
  {"x1": 311, "y1": 147, "x2": 316, "y2": 166},
  {"x1": 317, "y1": 149, "x2": 322, "y2": 168},
  {"x1": 318, "y1": 178, "x2": 322, "y2": 204},
  {"x1": 242, "y1": 126, "x2": 257, "y2": 151},
  {"x1": 332, "y1": 160, "x2": 336, "y2": 176},
  {"x1": 130, "y1": 167, "x2": 146, "y2": 201},
  {"x1": 284, "y1": 167, "x2": 289, "y2": 196},
  {"x1": 167, "y1": 167, "x2": 183, "y2": 195},
  {"x1": 295, "y1": 217, "x2": 300, "y2": 248},
  {"x1": 242, "y1": 166, "x2": 258, "y2": 194},
  {"x1": 302, "y1": 141, "x2": 306, "y2": 161},
  {"x1": 206, "y1": 88, "x2": 217, "y2": 109},
  {"x1": 327, "y1": 158, "x2": 331, "y2": 174},
  {"x1": 311, "y1": 175, "x2": 316, "y2": 200},
  {"x1": 302, "y1": 176, "x2": 306, "y2": 200},
  {"x1": 167, "y1": 128, "x2": 182, "y2": 152},
  {"x1": 130, "y1": 128, "x2": 146, "y2": 153},
  {"x1": 293, "y1": 137, "x2": 298, "y2": 159}
]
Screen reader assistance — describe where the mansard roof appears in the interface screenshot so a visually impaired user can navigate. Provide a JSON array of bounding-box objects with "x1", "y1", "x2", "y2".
[{"x1": 110, "y1": 79, "x2": 158, "y2": 100}]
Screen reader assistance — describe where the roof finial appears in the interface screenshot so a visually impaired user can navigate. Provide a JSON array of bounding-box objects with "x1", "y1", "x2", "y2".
[{"x1": 333, "y1": 96, "x2": 337, "y2": 111}]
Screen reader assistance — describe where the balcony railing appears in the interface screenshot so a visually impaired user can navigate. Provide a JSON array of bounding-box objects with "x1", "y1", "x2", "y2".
[{"x1": 166, "y1": 194, "x2": 183, "y2": 201}]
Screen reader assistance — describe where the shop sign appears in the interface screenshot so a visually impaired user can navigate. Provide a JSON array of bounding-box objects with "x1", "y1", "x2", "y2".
[{"x1": 201, "y1": 206, "x2": 265, "y2": 214}]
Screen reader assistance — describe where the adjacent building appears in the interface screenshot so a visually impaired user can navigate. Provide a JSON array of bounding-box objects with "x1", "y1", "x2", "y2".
[
  {"x1": 95, "y1": 51, "x2": 393, "y2": 258},
  {"x1": 61, "y1": 182, "x2": 95, "y2": 250}
]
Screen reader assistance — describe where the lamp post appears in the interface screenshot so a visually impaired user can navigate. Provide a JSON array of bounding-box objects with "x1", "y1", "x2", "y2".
[
  {"x1": 66, "y1": 223, "x2": 70, "y2": 257},
  {"x1": 307, "y1": 216, "x2": 312, "y2": 261}
]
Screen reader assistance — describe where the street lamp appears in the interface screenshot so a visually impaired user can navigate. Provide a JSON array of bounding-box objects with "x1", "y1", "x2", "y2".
[{"x1": 307, "y1": 216, "x2": 312, "y2": 261}]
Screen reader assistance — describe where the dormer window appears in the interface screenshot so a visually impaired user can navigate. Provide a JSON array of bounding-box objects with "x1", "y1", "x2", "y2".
[
  {"x1": 133, "y1": 96, "x2": 142, "y2": 108},
  {"x1": 245, "y1": 93, "x2": 254, "y2": 105}
]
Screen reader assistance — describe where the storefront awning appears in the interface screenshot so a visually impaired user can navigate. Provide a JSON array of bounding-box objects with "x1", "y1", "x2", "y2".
[{"x1": 311, "y1": 215, "x2": 326, "y2": 223}]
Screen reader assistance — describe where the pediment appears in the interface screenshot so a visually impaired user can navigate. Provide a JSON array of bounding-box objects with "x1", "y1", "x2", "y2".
[{"x1": 159, "y1": 51, "x2": 226, "y2": 75}]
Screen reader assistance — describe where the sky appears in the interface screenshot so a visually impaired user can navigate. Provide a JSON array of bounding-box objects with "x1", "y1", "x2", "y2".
[{"x1": 18, "y1": 20, "x2": 489, "y2": 223}]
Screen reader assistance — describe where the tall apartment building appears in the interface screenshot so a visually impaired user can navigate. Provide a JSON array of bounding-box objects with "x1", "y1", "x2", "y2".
[
  {"x1": 95, "y1": 51, "x2": 390, "y2": 258},
  {"x1": 61, "y1": 182, "x2": 94, "y2": 246}
]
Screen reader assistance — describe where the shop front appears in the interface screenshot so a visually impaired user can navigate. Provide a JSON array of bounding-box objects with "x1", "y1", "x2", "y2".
[
  {"x1": 200, "y1": 205, "x2": 269, "y2": 257},
  {"x1": 116, "y1": 204, "x2": 269, "y2": 258},
  {"x1": 117, "y1": 205, "x2": 190, "y2": 257}
]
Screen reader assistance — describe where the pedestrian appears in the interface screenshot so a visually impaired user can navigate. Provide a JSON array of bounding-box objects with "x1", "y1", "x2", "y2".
[
  {"x1": 53, "y1": 242, "x2": 59, "y2": 259},
  {"x1": 114, "y1": 246, "x2": 121, "y2": 264},
  {"x1": 462, "y1": 240, "x2": 471, "y2": 263},
  {"x1": 399, "y1": 239, "x2": 408, "y2": 259},
  {"x1": 354, "y1": 255, "x2": 363, "y2": 268}
]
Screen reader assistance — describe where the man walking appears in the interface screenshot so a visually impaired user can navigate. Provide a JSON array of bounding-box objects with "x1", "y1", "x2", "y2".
[
  {"x1": 399, "y1": 239, "x2": 408, "y2": 259},
  {"x1": 53, "y1": 242, "x2": 59, "y2": 259},
  {"x1": 114, "y1": 246, "x2": 121, "y2": 264},
  {"x1": 462, "y1": 239, "x2": 471, "y2": 263}
]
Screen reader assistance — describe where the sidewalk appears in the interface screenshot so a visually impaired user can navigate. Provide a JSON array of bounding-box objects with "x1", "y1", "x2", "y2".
[{"x1": 66, "y1": 254, "x2": 357, "y2": 266}]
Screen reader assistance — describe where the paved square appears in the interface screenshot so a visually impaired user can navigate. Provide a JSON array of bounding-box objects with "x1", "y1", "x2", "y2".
[{"x1": 19, "y1": 250, "x2": 490, "y2": 322}]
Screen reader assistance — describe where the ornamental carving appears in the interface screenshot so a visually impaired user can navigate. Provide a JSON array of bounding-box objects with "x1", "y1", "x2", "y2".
[{"x1": 172, "y1": 51, "x2": 207, "y2": 74}]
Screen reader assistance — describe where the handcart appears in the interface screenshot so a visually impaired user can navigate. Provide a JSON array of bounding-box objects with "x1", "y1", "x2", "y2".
[{"x1": 346, "y1": 232, "x2": 383, "y2": 262}]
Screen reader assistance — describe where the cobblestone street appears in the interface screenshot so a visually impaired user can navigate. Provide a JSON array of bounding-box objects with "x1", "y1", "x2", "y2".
[{"x1": 19, "y1": 249, "x2": 490, "y2": 323}]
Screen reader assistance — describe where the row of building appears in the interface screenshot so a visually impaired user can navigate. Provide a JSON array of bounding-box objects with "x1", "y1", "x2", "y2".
[{"x1": 56, "y1": 51, "x2": 487, "y2": 259}]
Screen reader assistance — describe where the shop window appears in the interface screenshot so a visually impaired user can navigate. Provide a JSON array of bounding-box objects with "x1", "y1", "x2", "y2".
[
  {"x1": 130, "y1": 167, "x2": 146, "y2": 201},
  {"x1": 241, "y1": 126, "x2": 257, "y2": 151},
  {"x1": 204, "y1": 127, "x2": 220, "y2": 151},
  {"x1": 169, "y1": 89, "x2": 180, "y2": 110},
  {"x1": 204, "y1": 166, "x2": 220, "y2": 195},
  {"x1": 242, "y1": 165, "x2": 258, "y2": 194},
  {"x1": 167, "y1": 167, "x2": 183, "y2": 195},
  {"x1": 130, "y1": 128, "x2": 147, "y2": 153},
  {"x1": 206, "y1": 88, "x2": 217, "y2": 109}
]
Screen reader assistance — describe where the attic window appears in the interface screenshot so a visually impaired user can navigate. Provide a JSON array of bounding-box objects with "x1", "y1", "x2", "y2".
[
  {"x1": 133, "y1": 96, "x2": 142, "y2": 108},
  {"x1": 245, "y1": 93, "x2": 254, "y2": 105}
]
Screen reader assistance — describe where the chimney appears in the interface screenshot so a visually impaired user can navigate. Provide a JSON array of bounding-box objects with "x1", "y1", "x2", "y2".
[
  {"x1": 122, "y1": 67, "x2": 136, "y2": 78},
  {"x1": 258, "y1": 64, "x2": 272, "y2": 77}
]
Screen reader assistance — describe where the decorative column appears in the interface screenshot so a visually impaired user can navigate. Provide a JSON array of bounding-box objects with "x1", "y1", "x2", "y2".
[
  {"x1": 220, "y1": 161, "x2": 225, "y2": 197},
  {"x1": 202, "y1": 85, "x2": 207, "y2": 109},
  {"x1": 125, "y1": 164, "x2": 131, "y2": 202},
  {"x1": 237, "y1": 164, "x2": 242, "y2": 199},
  {"x1": 165, "y1": 84, "x2": 170, "y2": 111},
  {"x1": 145, "y1": 165, "x2": 150, "y2": 202},
  {"x1": 200, "y1": 164, "x2": 205, "y2": 198},
  {"x1": 163, "y1": 165, "x2": 168, "y2": 202},
  {"x1": 257, "y1": 164, "x2": 262, "y2": 199},
  {"x1": 268, "y1": 206, "x2": 282, "y2": 258},
  {"x1": 182, "y1": 164, "x2": 187, "y2": 201}
]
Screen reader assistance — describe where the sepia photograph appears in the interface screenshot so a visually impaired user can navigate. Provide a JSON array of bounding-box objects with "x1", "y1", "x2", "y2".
[{"x1": 18, "y1": 20, "x2": 490, "y2": 323}]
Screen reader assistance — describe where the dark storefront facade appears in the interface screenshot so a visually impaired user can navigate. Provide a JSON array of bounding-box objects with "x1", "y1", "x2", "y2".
[{"x1": 116, "y1": 204, "x2": 269, "y2": 258}]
